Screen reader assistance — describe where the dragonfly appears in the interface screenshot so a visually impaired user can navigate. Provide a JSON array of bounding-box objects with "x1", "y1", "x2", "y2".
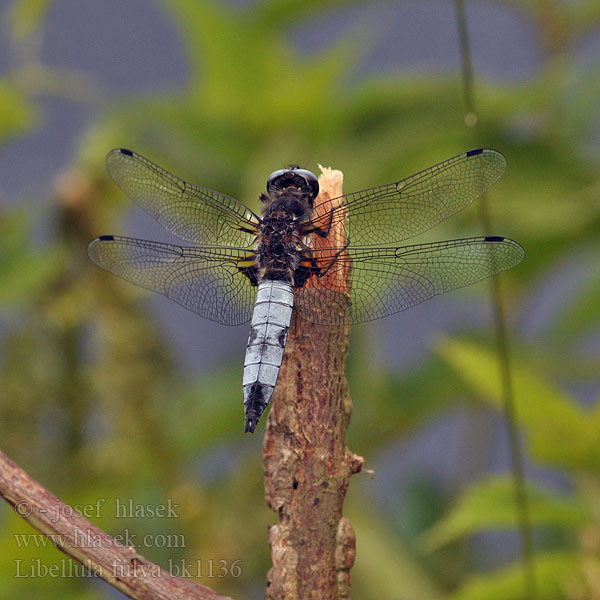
[{"x1": 88, "y1": 148, "x2": 524, "y2": 433}]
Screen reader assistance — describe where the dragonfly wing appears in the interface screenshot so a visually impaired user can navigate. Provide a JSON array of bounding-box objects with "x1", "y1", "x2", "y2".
[
  {"x1": 309, "y1": 149, "x2": 506, "y2": 247},
  {"x1": 106, "y1": 149, "x2": 259, "y2": 247},
  {"x1": 294, "y1": 236, "x2": 524, "y2": 325},
  {"x1": 88, "y1": 235, "x2": 256, "y2": 325}
]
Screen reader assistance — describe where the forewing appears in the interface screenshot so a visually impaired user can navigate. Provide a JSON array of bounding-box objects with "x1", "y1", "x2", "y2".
[
  {"x1": 309, "y1": 149, "x2": 506, "y2": 247},
  {"x1": 106, "y1": 149, "x2": 259, "y2": 247},
  {"x1": 88, "y1": 235, "x2": 256, "y2": 325},
  {"x1": 294, "y1": 237, "x2": 524, "y2": 325}
]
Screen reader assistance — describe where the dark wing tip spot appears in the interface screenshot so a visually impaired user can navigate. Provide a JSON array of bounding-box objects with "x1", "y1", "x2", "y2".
[
  {"x1": 466, "y1": 148, "x2": 484, "y2": 157},
  {"x1": 484, "y1": 236, "x2": 505, "y2": 242},
  {"x1": 118, "y1": 148, "x2": 134, "y2": 157},
  {"x1": 97, "y1": 235, "x2": 115, "y2": 241}
]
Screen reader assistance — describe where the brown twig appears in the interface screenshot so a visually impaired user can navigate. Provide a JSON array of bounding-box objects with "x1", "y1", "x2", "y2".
[
  {"x1": 263, "y1": 167, "x2": 364, "y2": 600},
  {"x1": 0, "y1": 449, "x2": 234, "y2": 600}
]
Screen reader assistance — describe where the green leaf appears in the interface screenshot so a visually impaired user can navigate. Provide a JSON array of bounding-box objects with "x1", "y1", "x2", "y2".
[
  {"x1": 257, "y1": 0, "x2": 361, "y2": 25},
  {"x1": 436, "y1": 337, "x2": 600, "y2": 471},
  {"x1": 0, "y1": 80, "x2": 37, "y2": 141},
  {"x1": 0, "y1": 213, "x2": 63, "y2": 306},
  {"x1": 548, "y1": 250, "x2": 600, "y2": 342},
  {"x1": 422, "y1": 476, "x2": 588, "y2": 550},
  {"x1": 348, "y1": 506, "x2": 444, "y2": 600},
  {"x1": 164, "y1": 0, "x2": 358, "y2": 130},
  {"x1": 7, "y1": 0, "x2": 53, "y2": 41},
  {"x1": 448, "y1": 551, "x2": 580, "y2": 600}
]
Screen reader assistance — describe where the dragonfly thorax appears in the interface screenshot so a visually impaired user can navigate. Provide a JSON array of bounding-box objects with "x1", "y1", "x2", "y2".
[{"x1": 256, "y1": 210, "x2": 303, "y2": 283}]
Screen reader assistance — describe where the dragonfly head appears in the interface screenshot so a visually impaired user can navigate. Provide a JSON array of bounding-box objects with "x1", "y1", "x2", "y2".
[{"x1": 266, "y1": 166, "x2": 319, "y2": 203}]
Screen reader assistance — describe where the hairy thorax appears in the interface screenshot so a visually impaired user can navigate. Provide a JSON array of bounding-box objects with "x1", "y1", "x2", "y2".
[
  {"x1": 256, "y1": 187, "x2": 313, "y2": 279},
  {"x1": 256, "y1": 209, "x2": 304, "y2": 283}
]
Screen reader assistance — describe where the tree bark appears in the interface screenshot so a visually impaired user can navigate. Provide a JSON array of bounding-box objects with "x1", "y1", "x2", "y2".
[
  {"x1": 0, "y1": 449, "x2": 233, "y2": 600},
  {"x1": 263, "y1": 167, "x2": 364, "y2": 600}
]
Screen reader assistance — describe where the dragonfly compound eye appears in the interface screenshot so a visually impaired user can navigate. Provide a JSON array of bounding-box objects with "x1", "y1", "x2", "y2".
[{"x1": 267, "y1": 167, "x2": 319, "y2": 200}]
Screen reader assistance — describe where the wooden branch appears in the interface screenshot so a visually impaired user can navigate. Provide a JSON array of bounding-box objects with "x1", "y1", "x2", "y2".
[
  {"x1": 0, "y1": 449, "x2": 234, "y2": 600},
  {"x1": 263, "y1": 167, "x2": 364, "y2": 600}
]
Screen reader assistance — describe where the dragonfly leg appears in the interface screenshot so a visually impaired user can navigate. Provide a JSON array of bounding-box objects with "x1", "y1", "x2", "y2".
[
  {"x1": 299, "y1": 205, "x2": 336, "y2": 238},
  {"x1": 316, "y1": 241, "x2": 350, "y2": 277}
]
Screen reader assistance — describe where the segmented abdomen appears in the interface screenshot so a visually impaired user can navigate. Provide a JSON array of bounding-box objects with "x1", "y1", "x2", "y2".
[{"x1": 243, "y1": 280, "x2": 294, "y2": 432}]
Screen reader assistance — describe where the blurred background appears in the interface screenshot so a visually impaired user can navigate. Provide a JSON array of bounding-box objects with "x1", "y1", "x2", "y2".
[{"x1": 1, "y1": 0, "x2": 599, "y2": 598}]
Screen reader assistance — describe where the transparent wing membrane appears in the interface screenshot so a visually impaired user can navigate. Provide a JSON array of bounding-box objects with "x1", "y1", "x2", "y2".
[
  {"x1": 106, "y1": 149, "x2": 259, "y2": 247},
  {"x1": 294, "y1": 236, "x2": 524, "y2": 325},
  {"x1": 88, "y1": 235, "x2": 255, "y2": 325},
  {"x1": 309, "y1": 148, "x2": 507, "y2": 247}
]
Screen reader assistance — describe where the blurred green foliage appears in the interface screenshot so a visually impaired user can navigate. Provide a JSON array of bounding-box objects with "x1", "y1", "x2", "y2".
[{"x1": 0, "y1": 0, "x2": 599, "y2": 599}]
